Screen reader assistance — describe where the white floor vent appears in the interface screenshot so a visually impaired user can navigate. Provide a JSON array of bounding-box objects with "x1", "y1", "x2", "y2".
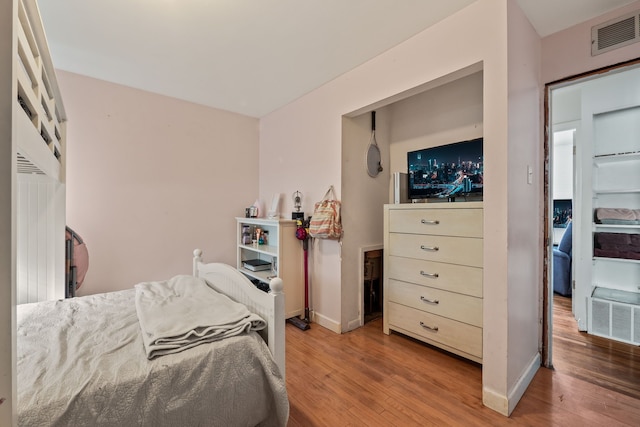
[
  {"x1": 589, "y1": 289, "x2": 640, "y2": 345},
  {"x1": 592, "y1": 10, "x2": 640, "y2": 56}
]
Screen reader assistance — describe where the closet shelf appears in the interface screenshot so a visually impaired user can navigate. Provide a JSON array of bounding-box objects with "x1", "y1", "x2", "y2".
[
  {"x1": 593, "y1": 188, "x2": 640, "y2": 195},
  {"x1": 593, "y1": 151, "x2": 640, "y2": 165},
  {"x1": 593, "y1": 223, "x2": 640, "y2": 230},
  {"x1": 593, "y1": 256, "x2": 640, "y2": 265},
  {"x1": 238, "y1": 243, "x2": 278, "y2": 257}
]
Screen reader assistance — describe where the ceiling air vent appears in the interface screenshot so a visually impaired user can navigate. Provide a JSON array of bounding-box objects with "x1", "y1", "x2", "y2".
[{"x1": 592, "y1": 10, "x2": 640, "y2": 56}]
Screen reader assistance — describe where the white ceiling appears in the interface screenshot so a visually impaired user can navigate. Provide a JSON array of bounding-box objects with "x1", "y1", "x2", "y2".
[{"x1": 37, "y1": 0, "x2": 637, "y2": 118}]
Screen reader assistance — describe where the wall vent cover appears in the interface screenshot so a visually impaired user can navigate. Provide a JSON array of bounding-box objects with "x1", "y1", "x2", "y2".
[
  {"x1": 17, "y1": 153, "x2": 44, "y2": 175},
  {"x1": 592, "y1": 11, "x2": 640, "y2": 56}
]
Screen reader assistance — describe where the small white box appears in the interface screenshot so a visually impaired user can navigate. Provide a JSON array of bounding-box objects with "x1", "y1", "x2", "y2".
[{"x1": 393, "y1": 172, "x2": 408, "y2": 204}]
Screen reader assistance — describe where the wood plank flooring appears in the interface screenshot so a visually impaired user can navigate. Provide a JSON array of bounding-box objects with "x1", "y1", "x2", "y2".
[
  {"x1": 285, "y1": 301, "x2": 640, "y2": 426},
  {"x1": 552, "y1": 294, "x2": 640, "y2": 400}
]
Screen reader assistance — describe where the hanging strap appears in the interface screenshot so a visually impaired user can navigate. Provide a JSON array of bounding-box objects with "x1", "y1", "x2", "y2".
[{"x1": 321, "y1": 185, "x2": 337, "y2": 201}]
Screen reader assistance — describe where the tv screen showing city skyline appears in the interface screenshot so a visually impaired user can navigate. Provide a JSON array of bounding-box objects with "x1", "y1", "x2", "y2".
[{"x1": 407, "y1": 138, "x2": 483, "y2": 199}]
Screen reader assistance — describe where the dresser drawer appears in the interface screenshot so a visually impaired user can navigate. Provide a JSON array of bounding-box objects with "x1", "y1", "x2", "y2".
[
  {"x1": 388, "y1": 279, "x2": 482, "y2": 327},
  {"x1": 387, "y1": 256, "x2": 482, "y2": 297},
  {"x1": 388, "y1": 233, "x2": 483, "y2": 267},
  {"x1": 388, "y1": 302, "x2": 482, "y2": 359},
  {"x1": 389, "y1": 208, "x2": 482, "y2": 238}
]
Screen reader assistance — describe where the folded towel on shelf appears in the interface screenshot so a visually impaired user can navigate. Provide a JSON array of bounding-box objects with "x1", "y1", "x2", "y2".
[
  {"x1": 594, "y1": 230, "x2": 640, "y2": 261},
  {"x1": 135, "y1": 275, "x2": 266, "y2": 359},
  {"x1": 594, "y1": 248, "x2": 621, "y2": 259},
  {"x1": 594, "y1": 232, "x2": 631, "y2": 247},
  {"x1": 595, "y1": 208, "x2": 640, "y2": 222}
]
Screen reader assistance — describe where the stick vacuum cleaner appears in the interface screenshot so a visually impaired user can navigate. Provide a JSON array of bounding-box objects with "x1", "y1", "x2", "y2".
[{"x1": 288, "y1": 218, "x2": 311, "y2": 331}]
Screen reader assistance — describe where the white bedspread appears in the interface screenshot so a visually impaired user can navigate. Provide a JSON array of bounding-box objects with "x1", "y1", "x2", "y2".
[
  {"x1": 17, "y1": 288, "x2": 289, "y2": 427},
  {"x1": 135, "y1": 275, "x2": 267, "y2": 359}
]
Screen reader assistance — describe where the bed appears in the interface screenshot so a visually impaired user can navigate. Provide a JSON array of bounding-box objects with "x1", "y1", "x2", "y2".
[{"x1": 17, "y1": 250, "x2": 288, "y2": 426}]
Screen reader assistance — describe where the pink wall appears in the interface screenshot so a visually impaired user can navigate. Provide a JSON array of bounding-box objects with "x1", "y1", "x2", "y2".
[
  {"x1": 542, "y1": 1, "x2": 640, "y2": 84},
  {"x1": 59, "y1": 71, "x2": 259, "y2": 295},
  {"x1": 260, "y1": 0, "x2": 509, "y2": 329},
  {"x1": 505, "y1": 0, "x2": 543, "y2": 414},
  {"x1": 259, "y1": 0, "x2": 527, "y2": 414}
]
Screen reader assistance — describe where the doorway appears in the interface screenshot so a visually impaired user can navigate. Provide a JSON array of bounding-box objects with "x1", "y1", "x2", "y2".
[
  {"x1": 360, "y1": 245, "x2": 384, "y2": 325},
  {"x1": 363, "y1": 248, "x2": 383, "y2": 323},
  {"x1": 544, "y1": 60, "x2": 640, "y2": 369}
]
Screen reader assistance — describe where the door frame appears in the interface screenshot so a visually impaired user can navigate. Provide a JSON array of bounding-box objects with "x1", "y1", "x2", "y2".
[{"x1": 542, "y1": 57, "x2": 640, "y2": 368}]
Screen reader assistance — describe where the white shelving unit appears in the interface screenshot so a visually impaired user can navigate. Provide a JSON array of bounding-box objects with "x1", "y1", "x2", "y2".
[
  {"x1": 236, "y1": 217, "x2": 304, "y2": 319},
  {"x1": 586, "y1": 107, "x2": 640, "y2": 345}
]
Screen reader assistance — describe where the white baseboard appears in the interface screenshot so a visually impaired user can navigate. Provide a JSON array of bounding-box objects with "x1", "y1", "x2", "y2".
[
  {"x1": 507, "y1": 353, "x2": 540, "y2": 415},
  {"x1": 482, "y1": 352, "x2": 541, "y2": 416},
  {"x1": 346, "y1": 317, "x2": 362, "y2": 332},
  {"x1": 311, "y1": 311, "x2": 341, "y2": 334},
  {"x1": 482, "y1": 387, "x2": 508, "y2": 416}
]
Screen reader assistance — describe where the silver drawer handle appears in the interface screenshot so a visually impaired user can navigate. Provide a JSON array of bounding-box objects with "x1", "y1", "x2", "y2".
[
  {"x1": 421, "y1": 219, "x2": 440, "y2": 225},
  {"x1": 420, "y1": 245, "x2": 439, "y2": 252},
  {"x1": 420, "y1": 296, "x2": 439, "y2": 305},
  {"x1": 419, "y1": 321, "x2": 439, "y2": 332},
  {"x1": 420, "y1": 271, "x2": 439, "y2": 279}
]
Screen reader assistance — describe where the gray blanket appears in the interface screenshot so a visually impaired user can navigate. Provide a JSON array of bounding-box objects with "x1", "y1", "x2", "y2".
[
  {"x1": 135, "y1": 274, "x2": 267, "y2": 359},
  {"x1": 18, "y1": 287, "x2": 289, "y2": 427}
]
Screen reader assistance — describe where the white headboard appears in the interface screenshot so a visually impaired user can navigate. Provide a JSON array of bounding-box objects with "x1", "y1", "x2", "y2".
[{"x1": 192, "y1": 249, "x2": 286, "y2": 377}]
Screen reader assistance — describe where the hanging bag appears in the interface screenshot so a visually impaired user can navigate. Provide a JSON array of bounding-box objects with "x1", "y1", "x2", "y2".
[{"x1": 309, "y1": 186, "x2": 343, "y2": 239}]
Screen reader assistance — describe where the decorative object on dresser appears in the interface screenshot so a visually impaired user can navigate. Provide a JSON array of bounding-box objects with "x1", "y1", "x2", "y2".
[
  {"x1": 393, "y1": 172, "x2": 409, "y2": 204},
  {"x1": 383, "y1": 202, "x2": 483, "y2": 363},
  {"x1": 237, "y1": 217, "x2": 304, "y2": 319}
]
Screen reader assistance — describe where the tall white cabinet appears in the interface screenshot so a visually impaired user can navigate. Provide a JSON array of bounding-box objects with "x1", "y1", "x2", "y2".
[
  {"x1": 236, "y1": 218, "x2": 304, "y2": 319},
  {"x1": 574, "y1": 67, "x2": 640, "y2": 345}
]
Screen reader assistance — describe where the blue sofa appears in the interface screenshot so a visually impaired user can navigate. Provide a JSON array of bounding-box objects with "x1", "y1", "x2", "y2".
[{"x1": 553, "y1": 221, "x2": 572, "y2": 297}]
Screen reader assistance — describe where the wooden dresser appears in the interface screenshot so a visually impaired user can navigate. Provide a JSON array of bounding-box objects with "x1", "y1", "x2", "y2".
[{"x1": 383, "y1": 202, "x2": 483, "y2": 363}]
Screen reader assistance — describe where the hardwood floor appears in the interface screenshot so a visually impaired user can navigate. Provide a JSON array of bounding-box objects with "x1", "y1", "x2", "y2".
[
  {"x1": 552, "y1": 294, "x2": 640, "y2": 400},
  {"x1": 285, "y1": 305, "x2": 640, "y2": 426}
]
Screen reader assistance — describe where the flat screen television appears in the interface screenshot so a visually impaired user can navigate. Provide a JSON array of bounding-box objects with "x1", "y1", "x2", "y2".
[{"x1": 407, "y1": 138, "x2": 483, "y2": 201}]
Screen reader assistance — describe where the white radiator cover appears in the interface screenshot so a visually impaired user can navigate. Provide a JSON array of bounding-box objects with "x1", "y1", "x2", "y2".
[
  {"x1": 589, "y1": 296, "x2": 640, "y2": 345},
  {"x1": 17, "y1": 174, "x2": 66, "y2": 303}
]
